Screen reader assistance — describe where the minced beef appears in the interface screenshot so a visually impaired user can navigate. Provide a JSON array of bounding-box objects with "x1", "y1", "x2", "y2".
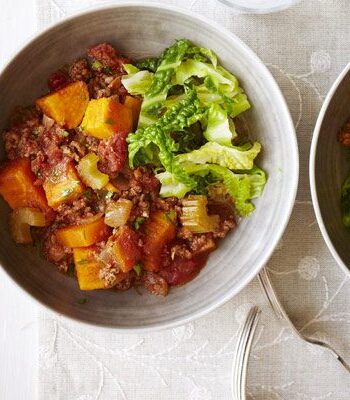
[
  {"x1": 42, "y1": 228, "x2": 72, "y2": 266},
  {"x1": 54, "y1": 197, "x2": 96, "y2": 226},
  {"x1": 69, "y1": 58, "x2": 91, "y2": 82},
  {"x1": 88, "y1": 42, "x2": 130, "y2": 75},
  {"x1": 98, "y1": 132, "x2": 129, "y2": 176}
]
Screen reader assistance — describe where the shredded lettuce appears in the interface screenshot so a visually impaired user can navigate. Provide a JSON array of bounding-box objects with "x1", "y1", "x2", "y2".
[
  {"x1": 177, "y1": 141, "x2": 261, "y2": 170},
  {"x1": 203, "y1": 104, "x2": 237, "y2": 146},
  {"x1": 138, "y1": 39, "x2": 191, "y2": 128},
  {"x1": 246, "y1": 166, "x2": 267, "y2": 198},
  {"x1": 156, "y1": 171, "x2": 191, "y2": 198},
  {"x1": 121, "y1": 69, "x2": 154, "y2": 95},
  {"x1": 135, "y1": 57, "x2": 160, "y2": 72},
  {"x1": 128, "y1": 88, "x2": 203, "y2": 187}
]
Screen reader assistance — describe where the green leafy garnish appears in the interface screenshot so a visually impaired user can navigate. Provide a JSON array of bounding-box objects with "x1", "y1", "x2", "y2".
[
  {"x1": 67, "y1": 263, "x2": 75, "y2": 277},
  {"x1": 133, "y1": 263, "x2": 143, "y2": 276},
  {"x1": 61, "y1": 130, "x2": 70, "y2": 137},
  {"x1": 84, "y1": 188, "x2": 93, "y2": 201},
  {"x1": 77, "y1": 298, "x2": 88, "y2": 305},
  {"x1": 133, "y1": 217, "x2": 145, "y2": 230},
  {"x1": 77, "y1": 259, "x2": 89, "y2": 265},
  {"x1": 105, "y1": 191, "x2": 114, "y2": 199},
  {"x1": 91, "y1": 60, "x2": 103, "y2": 70},
  {"x1": 106, "y1": 117, "x2": 115, "y2": 125}
]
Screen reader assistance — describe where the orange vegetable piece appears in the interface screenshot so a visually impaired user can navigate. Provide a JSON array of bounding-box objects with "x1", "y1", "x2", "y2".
[
  {"x1": 57, "y1": 217, "x2": 110, "y2": 248},
  {"x1": 0, "y1": 159, "x2": 50, "y2": 212},
  {"x1": 111, "y1": 226, "x2": 141, "y2": 273},
  {"x1": 43, "y1": 161, "x2": 84, "y2": 209},
  {"x1": 73, "y1": 247, "x2": 105, "y2": 290},
  {"x1": 142, "y1": 211, "x2": 177, "y2": 272},
  {"x1": 36, "y1": 81, "x2": 89, "y2": 129},
  {"x1": 73, "y1": 246, "x2": 128, "y2": 290},
  {"x1": 80, "y1": 97, "x2": 133, "y2": 139},
  {"x1": 124, "y1": 95, "x2": 142, "y2": 129}
]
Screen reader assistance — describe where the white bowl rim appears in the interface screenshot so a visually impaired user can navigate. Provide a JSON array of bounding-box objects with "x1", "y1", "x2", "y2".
[
  {"x1": 0, "y1": 1, "x2": 299, "y2": 332},
  {"x1": 310, "y1": 61, "x2": 350, "y2": 278}
]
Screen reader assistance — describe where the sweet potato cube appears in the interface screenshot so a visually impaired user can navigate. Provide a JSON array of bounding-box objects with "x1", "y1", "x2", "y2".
[
  {"x1": 142, "y1": 211, "x2": 177, "y2": 272},
  {"x1": 80, "y1": 97, "x2": 133, "y2": 139},
  {"x1": 36, "y1": 81, "x2": 89, "y2": 129},
  {"x1": 56, "y1": 217, "x2": 110, "y2": 248},
  {"x1": 43, "y1": 161, "x2": 84, "y2": 209},
  {"x1": 73, "y1": 247, "x2": 105, "y2": 290},
  {"x1": 0, "y1": 159, "x2": 50, "y2": 212},
  {"x1": 111, "y1": 226, "x2": 141, "y2": 273},
  {"x1": 124, "y1": 95, "x2": 142, "y2": 129}
]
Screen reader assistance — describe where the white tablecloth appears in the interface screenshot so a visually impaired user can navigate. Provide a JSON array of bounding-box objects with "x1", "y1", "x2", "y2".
[{"x1": 2, "y1": 0, "x2": 350, "y2": 399}]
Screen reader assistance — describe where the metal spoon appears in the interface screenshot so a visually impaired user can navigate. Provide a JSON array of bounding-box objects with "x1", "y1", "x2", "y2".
[
  {"x1": 232, "y1": 305, "x2": 261, "y2": 400},
  {"x1": 258, "y1": 267, "x2": 350, "y2": 373}
]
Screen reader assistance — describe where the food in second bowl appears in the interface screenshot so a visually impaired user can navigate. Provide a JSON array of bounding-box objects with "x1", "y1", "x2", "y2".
[
  {"x1": 339, "y1": 120, "x2": 350, "y2": 226},
  {"x1": 0, "y1": 39, "x2": 266, "y2": 296}
]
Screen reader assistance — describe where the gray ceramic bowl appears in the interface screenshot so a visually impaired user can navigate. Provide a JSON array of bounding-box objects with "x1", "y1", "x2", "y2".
[
  {"x1": 310, "y1": 63, "x2": 350, "y2": 276},
  {"x1": 0, "y1": 3, "x2": 298, "y2": 331}
]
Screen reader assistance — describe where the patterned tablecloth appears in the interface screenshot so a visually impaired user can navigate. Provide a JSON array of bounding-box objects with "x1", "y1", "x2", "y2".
[{"x1": 36, "y1": 0, "x2": 350, "y2": 398}]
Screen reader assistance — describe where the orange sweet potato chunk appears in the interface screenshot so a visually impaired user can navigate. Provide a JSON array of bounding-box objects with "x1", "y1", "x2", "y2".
[
  {"x1": 80, "y1": 97, "x2": 133, "y2": 139},
  {"x1": 142, "y1": 211, "x2": 177, "y2": 272},
  {"x1": 73, "y1": 246, "x2": 105, "y2": 290},
  {"x1": 111, "y1": 226, "x2": 141, "y2": 273},
  {"x1": 0, "y1": 159, "x2": 50, "y2": 212},
  {"x1": 36, "y1": 81, "x2": 89, "y2": 129},
  {"x1": 43, "y1": 161, "x2": 84, "y2": 209},
  {"x1": 124, "y1": 95, "x2": 142, "y2": 129},
  {"x1": 56, "y1": 217, "x2": 110, "y2": 248}
]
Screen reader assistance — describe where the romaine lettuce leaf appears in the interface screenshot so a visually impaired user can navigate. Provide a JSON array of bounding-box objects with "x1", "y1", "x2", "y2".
[
  {"x1": 177, "y1": 141, "x2": 261, "y2": 170},
  {"x1": 247, "y1": 166, "x2": 267, "y2": 198},
  {"x1": 203, "y1": 103, "x2": 237, "y2": 146}
]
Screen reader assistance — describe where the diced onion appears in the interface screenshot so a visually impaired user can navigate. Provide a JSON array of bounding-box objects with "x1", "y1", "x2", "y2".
[{"x1": 104, "y1": 199, "x2": 133, "y2": 228}]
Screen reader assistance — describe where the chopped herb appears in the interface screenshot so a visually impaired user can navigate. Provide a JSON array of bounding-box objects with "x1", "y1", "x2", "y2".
[
  {"x1": 165, "y1": 210, "x2": 176, "y2": 223},
  {"x1": 77, "y1": 259, "x2": 89, "y2": 265},
  {"x1": 84, "y1": 189, "x2": 93, "y2": 201},
  {"x1": 62, "y1": 188, "x2": 73, "y2": 197},
  {"x1": 77, "y1": 298, "x2": 88, "y2": 305},
  {"x1": 105, "y1": 117, "x2": 115, "y2": 125},
  {"x1": 133, "y1": 263, "x2": 143, "y2": 276},
  {"x1": 61, "y1": 130, "x2": 70, "y2": 137},
  {"x1": 105, "y1": 191, "x2": 114, "y2": 199},
  {"x1": 104, "y1": 66, "x2": 113, "y2": 75},
  {"x1": 133, "y1": 217, "x2": 144, "y2": 230},
  {"x1": 67, "y1": 263, "x2": 75, "y2": 277},
  {"x1": 91, "y1": 60, "x2": 103, "y2": 70}
]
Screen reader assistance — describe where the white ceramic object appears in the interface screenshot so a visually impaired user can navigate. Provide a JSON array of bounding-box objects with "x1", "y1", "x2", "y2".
[
  {"x1": 218, "y1": 0, "x2": 300, "y2": 13},
  {"x1": 310, "y1": 62, "x2": 350, "y2": 277},
  {"x1": 0, "y1": 3, "x2": 298, "y2": 331}
]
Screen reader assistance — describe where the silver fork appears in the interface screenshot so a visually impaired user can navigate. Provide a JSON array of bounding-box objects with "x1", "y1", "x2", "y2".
[
  {"x1": 258, "y1": 267, "x2": 350, "y2": 373},
  {"x1": 232, "y1": 306, "x2": 261, "y2": 400}
]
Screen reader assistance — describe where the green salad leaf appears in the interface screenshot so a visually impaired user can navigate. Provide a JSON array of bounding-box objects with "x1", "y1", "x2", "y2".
[
  {"x1": 121, "y1": 69, "x2": 154, "y2": 95},
  {"x1": 128, "y1": 88, "x2": 203, "y2": 187},
  {"x1": 135, "y1": 57, "x2": 160, "y2": 72},
  {"x1": 203, "y1": 103, "x2": 237, "y2": 146},
  {"x1": 177, "y1": 141, "x2": 261, "y2": 170},
  {"x1": 138, "y1": 39, "x2": 191, "y2": 127}
]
